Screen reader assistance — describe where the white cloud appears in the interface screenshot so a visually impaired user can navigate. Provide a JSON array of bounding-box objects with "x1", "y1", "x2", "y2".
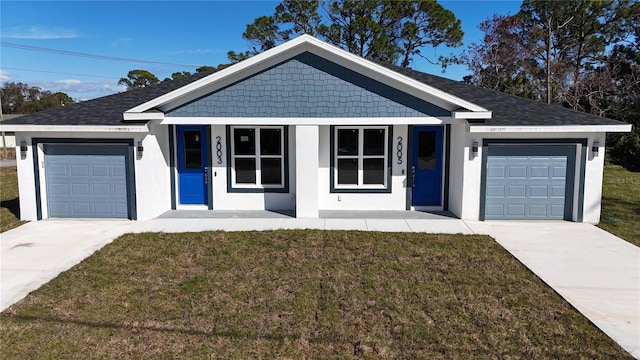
[
  {"x1": 0, "y1": 70, "x2": 10, "y2": 82},
  {"x1": 2, "y1": 26, "x2": 78, "y2": 39},
  {"x1": 33, "y1": 79, "x2": 121, "y2": 101}
]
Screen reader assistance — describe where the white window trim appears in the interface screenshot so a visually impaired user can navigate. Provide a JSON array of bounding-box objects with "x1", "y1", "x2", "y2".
[
  {"x1": 334, "y1": 126, "x2": 389, "y2": 190},
  {"x1": 230, "y1": 126, "x2": 286, "y2": 189}
]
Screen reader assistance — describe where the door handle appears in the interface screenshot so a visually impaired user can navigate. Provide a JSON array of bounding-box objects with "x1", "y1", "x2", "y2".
[{"x1": 411, "y1": 166, "x2": 416, "y2": 187}]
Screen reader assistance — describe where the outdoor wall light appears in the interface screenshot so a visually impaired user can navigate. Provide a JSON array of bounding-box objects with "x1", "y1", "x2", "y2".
[
  {"x1": 20, "y1": 141, "x2": 27, "y2": 159},
  {"x1": 592, "y1": 141, "x2": 599, "y2": 156},
  {"x1": 137, "y1": 141, "x2": 144, "y2": 158},
  {"x1": 472, "y1": 141, "x2": 479, "y2": 157}
]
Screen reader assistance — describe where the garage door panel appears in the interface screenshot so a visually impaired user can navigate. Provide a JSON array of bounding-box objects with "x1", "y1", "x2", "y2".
[
  {"x1": 113, "y1": 203, "x2": 129, "y2": 216},
  {"x1": 507, "y1": 204, "x2": 525, "y2": 216},
  {"x1": 113, "y1": 184, "x2": 127, "y2": 196},
  {"x1": 44, "y1": 144, "x2": 130, "y2": 219},
  {"x1": 71, "y1": 183, "x2": 90, "y2": 196},
  {"x1": 551, "y1": 185, "x2": 566, "y2": 197},
  {"x1": 71, "y1": 202, "x2": 91, "y2": 216},
  {"x1": 552, "y1": 166, "x2": 566, "y2": 178},
  {"x1": 508, "y1": 185, "x2": 526, "y2": 197},
  {"x1": 487, "y1": 165, "x2": 506, "y2": 178},
  {"x1": 528, "y1": 204, "x2": 548, "y2": 217},
  {"x1": 112, "y1": 165, "x2": 126, "y2": 177},
  {"x1": 484, "y1": 145, "x2": 575, "y2": 220},
  {"x1": 93, "y1": 203, "x2": 112, "y2": 215},
  {"x1": 508, "y1": 166, "x2": 527, "y2": 178},
  {"x1": 486, "y1": 185, "x2": 505, "y2": 197},
  {"x1": 91, "y1": 164, "x2": 110, "y2": 176},
  {"x1": 70, "y1": 164, "x2": 90, "y2": 177},
  {"x1": 529, "y1": 185, "x2": 548, "y2": 197},
  {"x1": 486, "y1": 204, "x2": 505, "y2": 217},
  {"x1": 47, "y1": 164, "x2": 68, "y2": 176},
  {"x1": 48, "y1": 184, "x2": 69, "y2": 196},
  {"x1": 550, "y1": 204, "x2": 565, "y2": 217},
  {"x1": 92, "y1": 183, "x2": 111, "y2": 196},
  {"x1": 530, "y1": 166, "x2": 549, "y2": 178}
]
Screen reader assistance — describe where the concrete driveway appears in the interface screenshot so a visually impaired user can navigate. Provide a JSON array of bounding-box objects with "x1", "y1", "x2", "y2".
[
  {"x1": 1, "y1": 220, "x2": 136, "y2": 311},
  {"x1": 465, "y1": 221, "x2": 640, "y2": 358},
  {"x1": 1, "y1": 218, "x2": 638, "y2": 357}
]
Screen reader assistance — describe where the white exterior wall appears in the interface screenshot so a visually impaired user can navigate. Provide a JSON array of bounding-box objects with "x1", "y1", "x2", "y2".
[
  {"x1": 13, "y1": 129, "x2": 171, "y2": 221},
  {"x1": 295, "y1": 125, "x2": 319, "y2": 217},
  {"x1": 450, "y1": 129, "x2": 607, "y2": 223},
  {"x1": 209, "y1": 125, "x2": 296, "y2": 211},
  {"x1": 446, "y1": 123, "x2": 469, "y2": 219},
  {"x1": 137, "y1": 125, "x2": 172, "y2": 219},
  {"x1": 318, "y1": 125, "x2": 409, "y2": 211},
  {"x1": 1, "y1": 133, "x2": 16, "y2": 148}
]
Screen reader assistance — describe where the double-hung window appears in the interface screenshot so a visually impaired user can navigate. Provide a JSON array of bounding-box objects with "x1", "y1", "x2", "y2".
[
  {"x1": 230, "y1": 126, "x2": 287, "y2": 191},
  {"x1": 333, "y1": 126, "x2": 390, "y2": 192}
]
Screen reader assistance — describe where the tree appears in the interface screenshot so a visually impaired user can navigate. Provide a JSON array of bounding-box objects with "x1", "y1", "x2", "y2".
[
  {"x1": 239, "y1": 0, "x2": 463, "y2": 68},
  {"x1": 461, "y1": 0, "x2": 639, "y2": 171},
  {"x1": 118, "y1": 69, "x2": 160, "y2": 90},
  {"x1": 244, "y1": 0, "x2": 321, "y2": 54},
  {"x1": 1, "y1": 82, "x2": 74, "y2": 114},
  {"x1": 163, "y1": 71, "x2": 192, "y2": 81},
  {"x1": 196, "y1": 65, "x2": 217, "y2": 73},
  {"x1": 459, "y1": 14, "x2": 541, "y2": 100}
]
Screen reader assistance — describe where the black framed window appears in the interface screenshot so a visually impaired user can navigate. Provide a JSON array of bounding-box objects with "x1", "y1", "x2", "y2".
[
  {"x1": 333, "y1": 126, "x2": 389, "y2": 190},
  {"x1": 230, "y1": 126, "x2": 286, "y2": 189}
]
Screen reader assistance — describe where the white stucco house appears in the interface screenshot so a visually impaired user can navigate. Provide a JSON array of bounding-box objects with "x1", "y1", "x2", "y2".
[{"x1": 2, "y1": 35, "x2": 631, "y2": 223}]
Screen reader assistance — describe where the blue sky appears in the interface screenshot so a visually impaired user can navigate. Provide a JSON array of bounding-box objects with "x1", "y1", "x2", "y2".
[{"x1": 1, "y1": 1, "x2": 521, "y2": 101}]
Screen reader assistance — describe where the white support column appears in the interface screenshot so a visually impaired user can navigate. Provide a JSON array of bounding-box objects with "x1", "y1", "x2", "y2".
[{"x1": 295, "y1": 125, "x2": 319, "y2": 218}]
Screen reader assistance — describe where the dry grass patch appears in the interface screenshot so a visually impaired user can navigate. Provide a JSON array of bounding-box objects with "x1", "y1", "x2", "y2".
[
  {"x1": 0, "y1": 166, "x2": 24, "y2": 232},
  {"x1": 0, "y1": 230, "x2": 631, "y2": 359}
]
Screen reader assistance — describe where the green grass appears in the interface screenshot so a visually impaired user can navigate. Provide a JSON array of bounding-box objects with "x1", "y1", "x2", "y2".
[
  {"x1": 599, "y1": 165, "x2": 640, "y2": 246},
  {"x1": 0, "y1": 166, "x2": 25, "y2": 233},
  {"x1": 0, "y1": 230, "x2": 631, "y2": 359}
]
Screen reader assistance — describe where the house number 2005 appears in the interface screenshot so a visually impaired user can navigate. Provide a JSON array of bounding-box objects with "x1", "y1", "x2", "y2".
[{"x1": 396, "y1": 136, "x2": 403, "y2": 164}]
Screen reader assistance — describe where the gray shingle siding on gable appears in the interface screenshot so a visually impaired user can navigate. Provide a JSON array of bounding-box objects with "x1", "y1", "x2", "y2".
[{"x1": 166, "y1": 52, "x2": 449, "y2": 118}]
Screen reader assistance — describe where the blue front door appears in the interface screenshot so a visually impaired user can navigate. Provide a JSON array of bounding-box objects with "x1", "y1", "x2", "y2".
[
  {"x1": 177, "y1": 126, "x2": 208, "y2": 205},
  {"x1": 411, "y1": 126, "x2": 443, "y2": 206}
]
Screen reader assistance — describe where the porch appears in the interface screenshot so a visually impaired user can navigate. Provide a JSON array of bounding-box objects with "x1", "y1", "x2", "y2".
[{"x1": 153, "y1": 210, "x2": 472, "y2": 233}]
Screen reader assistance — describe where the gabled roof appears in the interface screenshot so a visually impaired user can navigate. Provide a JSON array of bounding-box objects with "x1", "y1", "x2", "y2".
[
  {"x1": 1, "y1": 34, "x2": 630, "y2": 131},
  {"x1": 123, "y1": 34, "x2": 489, "y2": 119}
]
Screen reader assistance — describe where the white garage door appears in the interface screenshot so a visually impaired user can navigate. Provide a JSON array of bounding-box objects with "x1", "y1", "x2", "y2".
[
  {"x1": 483, "y1": 145, "x2": 576, "y2": 220},
  {"x1": 44, "y1": 144, "x2": 130, "y2": 218}
]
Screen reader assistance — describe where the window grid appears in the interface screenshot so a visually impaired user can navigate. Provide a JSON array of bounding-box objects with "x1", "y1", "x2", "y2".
[
  {"x1": 335, "y1": 126, "x2": 388, "y2": 189},
  {"x1": 231, "y1": 126, "x2": 285, "y2": 188}
]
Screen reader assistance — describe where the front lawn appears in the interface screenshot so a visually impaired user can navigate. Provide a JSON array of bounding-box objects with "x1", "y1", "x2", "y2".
[
  {"x1": 0, "y1": 230, "x2": 630, "y2": 358},
  {"x1": 599, "y1": 165, "x2": 640, "y2": 246},
  {"x1": 0, "y1": 166, "x2": 24, "y2": 232}
]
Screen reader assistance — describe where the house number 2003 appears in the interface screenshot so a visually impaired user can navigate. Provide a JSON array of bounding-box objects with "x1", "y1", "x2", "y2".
[
  {"x1": 216, "y1": 136, "x2": 223, "y2": 164},
  {"x1": 396, "y1": 136, "x2": 403, "y2": 164}
]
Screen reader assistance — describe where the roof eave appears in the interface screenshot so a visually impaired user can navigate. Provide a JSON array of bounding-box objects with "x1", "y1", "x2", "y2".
[
  {"x1": 468, "y1": 124, "x2": 632, "y2": 133},
  {"x1": 2, "y1": 124, "x2": 150, "y2": 133}
]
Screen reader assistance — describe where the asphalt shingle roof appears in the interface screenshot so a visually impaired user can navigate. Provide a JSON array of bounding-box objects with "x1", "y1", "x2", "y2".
[
  {"x1": 380, "y1": 62, "x2": 625, "y2": 126},
  {"x1": 2, "y1": 60, "x2": 626, "y2": 127},
  {"x1": 2, "y1": 71, "x2": 213, "y2": 126}
]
